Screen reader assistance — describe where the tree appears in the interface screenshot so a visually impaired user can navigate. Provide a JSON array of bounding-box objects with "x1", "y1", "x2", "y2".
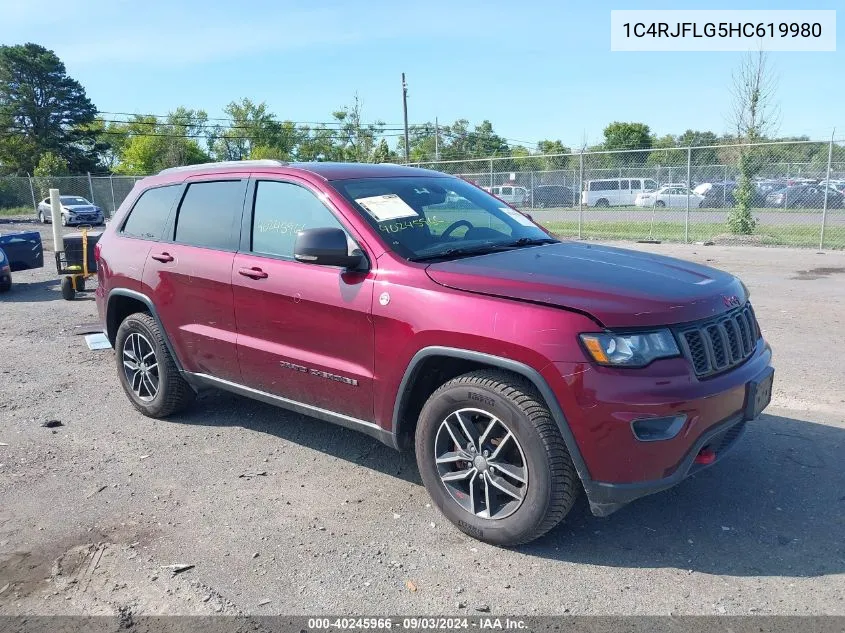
[
  {"x1": 209, "y1": 98, "x2": 299, "y2": 162},
  {"x1": 32, "y1": 150, "x2": 69, "y2": 197},
  {"x1": 330, "y1": 95, "x2": 385, "y2": 162},
  {"x1": 113, "y1": 108, "x2": 210, "y2": 174},
  {"x1": 0, "y1": 43, "x2": 101, "y2": 173},
  {"x1": 601, "y1": 122, "x2": 652, "y2": 166},
  {"x1": 728, "y1": 50, "x2": 779, "y2": 234},
  {"x1": 536, "y1": 140, "x2": 572, "y2": 170}
]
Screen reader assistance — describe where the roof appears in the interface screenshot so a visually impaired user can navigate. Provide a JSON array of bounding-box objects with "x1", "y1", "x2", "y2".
[
  {"x1": 155, "y1": 160, "x2": 441, "y2": 181},
  {"x1": 289, "y1": 162, "x2": 440, "y2": 180}
]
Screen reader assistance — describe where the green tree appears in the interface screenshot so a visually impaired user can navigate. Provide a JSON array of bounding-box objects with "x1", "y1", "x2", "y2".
[
  {"x1": 0, "y1": 43, "x2": 101, "y2": 173},
  {"x1": 32, "y1": 150, "x2": 69, "y2": 197},
  {"x1": 536, "y1": 140, "x2": 572, "y2": 170},
  {"x1": 113, "y1": 108, "x2": 210, "y2": 174},
  {"x1": 728, "y1": 50, "x2": 778, "y2": 234},
  {"x1": 601, "y1": 122, "x2": 653, "y2": 166}
]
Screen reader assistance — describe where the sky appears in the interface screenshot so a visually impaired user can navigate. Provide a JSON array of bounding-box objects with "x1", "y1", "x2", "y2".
[{"x1": 1, "y1": 0, "x2": 842, "y2": 149}]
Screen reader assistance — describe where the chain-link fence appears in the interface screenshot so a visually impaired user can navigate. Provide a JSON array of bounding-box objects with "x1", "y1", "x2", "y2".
[
  {"x1": 3, "y1": 138, "x2": 844, "y2": 249},
  {"x1": 0, "y1": 174, "x2": 146, "y2": 219},
  {"x1": 411, "y1": 139, "x2": 845, "y2": 250}
]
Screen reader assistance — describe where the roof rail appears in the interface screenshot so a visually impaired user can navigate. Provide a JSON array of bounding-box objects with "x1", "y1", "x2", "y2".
[{"x1": 158, "y1": 159, "x2": 288, "y2": 175}]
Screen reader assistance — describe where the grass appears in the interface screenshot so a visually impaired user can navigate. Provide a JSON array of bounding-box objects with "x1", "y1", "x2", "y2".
[
  {"x1": 0, "y1": 206, "x2": 34, "y2": 217},
  {"x1": 542, "y1": 220, "x2": 845, "y2": 249}
]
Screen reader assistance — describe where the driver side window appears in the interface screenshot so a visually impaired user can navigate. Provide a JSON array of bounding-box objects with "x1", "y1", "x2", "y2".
[{"x1": 251, "y1": 180, "x2": 349, "y2": 259}]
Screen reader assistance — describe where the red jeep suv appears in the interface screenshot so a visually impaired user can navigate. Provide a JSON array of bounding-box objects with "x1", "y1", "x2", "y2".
[{"x1": 95, "y1": 160, "x2": 774, "y2": 546}]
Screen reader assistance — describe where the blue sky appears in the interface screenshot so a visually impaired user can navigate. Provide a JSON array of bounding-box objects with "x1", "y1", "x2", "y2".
[{"x1": 1, "y1": 0, "x2": 841, "y2": 148}]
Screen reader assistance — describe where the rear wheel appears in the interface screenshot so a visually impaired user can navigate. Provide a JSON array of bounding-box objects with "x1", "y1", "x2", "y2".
[
  {"x1": 594, "y1": 198, "x2": 609, "y2": 208},
  {"x1": 415, "y1": 370, "x2": 578, "y2": 546},
  {"x1": 114, "y1": 312, "x2": 195, "y2": 418},
  {"x1": 60, "y1": 276, "x2": 75, "y2": 300}
]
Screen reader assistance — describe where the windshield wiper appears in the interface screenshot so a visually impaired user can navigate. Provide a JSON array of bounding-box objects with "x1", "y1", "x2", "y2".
[
  {"x1": 501, "y1": 237, "x2": 558, "y2": 248},
  {"x1": 409, "y1": 245, "x2": 508, "y2": 262},
  {"x1": 409, "y1": 238, "x2": 557, "y2": 262}
]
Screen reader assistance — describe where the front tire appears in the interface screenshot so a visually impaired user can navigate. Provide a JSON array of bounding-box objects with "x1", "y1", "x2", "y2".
[
  {"x1": 39, "y1": 210, "x2": 47, "y2": 223},
  {"x1": 415, "y1": 370, "x2": 578, "y2": 546},
  {"x1": 61, "y1": 214, "x2": 68, "y2": 227},
  {"x1": 114, "y1": 312, "x2": 195, "y2": 418},
  {"x1": 655, "y1": 200, "x2": 666, "y2": 208}
]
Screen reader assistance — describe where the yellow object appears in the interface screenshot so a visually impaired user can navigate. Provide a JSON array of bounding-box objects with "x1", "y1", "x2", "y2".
[{"x1": 581, "y1": 335, "x2": 609, "y2": 363}]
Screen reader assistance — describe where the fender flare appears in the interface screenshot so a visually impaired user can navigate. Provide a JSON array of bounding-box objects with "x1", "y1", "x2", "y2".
[
  {"x1": 106, "y1": 288, "x2": 185, "y2": 373},
  {"x1": 391, "y1": 346, "x2": 592, "y2": 484}
]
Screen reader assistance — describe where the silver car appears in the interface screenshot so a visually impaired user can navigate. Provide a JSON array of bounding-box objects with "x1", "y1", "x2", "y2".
[{"x1": 37, "y1": 196, "x2": 105, "y2": 226}]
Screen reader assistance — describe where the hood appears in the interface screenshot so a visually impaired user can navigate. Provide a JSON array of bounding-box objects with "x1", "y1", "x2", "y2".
[{"x1": 424, "y1": 242, "x2": 746, "y2": 328}]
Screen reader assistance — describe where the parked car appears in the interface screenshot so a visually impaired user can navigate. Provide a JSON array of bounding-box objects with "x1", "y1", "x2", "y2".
[
  {"x1": 0, "y1": 247, "x2": 11, "y2": 292},
  {"x1": 581, "y1": 178, "x2": 659, "y2": 207},
  {"x1": 96, "y1": 160, "x2": 773, "y2": 546},
  {"x1": 765, "y1": 184, "x2": 845, "y2": 208},
  {"x1": 0, "y1": 230, "x2": 44, "y2": 271},
  {"x1": 37, "y1": 196, "x2": 105, "y2": 226},
  {"x1": 489, "y1": 185, "x2": 529, "y2": 206},
  {"x1": 634, "y1": 186, "x2": 705, "y2": 208},
  {"x1": 532, "y1": 185, "x2": 578, "y2": 207}
]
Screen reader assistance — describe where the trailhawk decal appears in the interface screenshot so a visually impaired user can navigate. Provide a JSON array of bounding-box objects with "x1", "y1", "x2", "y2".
[{"x1": 279, "y1": 360, "x2": 359, "y2": 386}]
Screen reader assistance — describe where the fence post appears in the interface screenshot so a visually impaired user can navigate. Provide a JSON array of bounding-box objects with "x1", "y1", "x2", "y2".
[
  {"x1": 685, "y1": 146, "x2": 692, "y2": 243},
  {"x1": 530, "y1": 171, "x2": 534, "y2": 208},
  {"x1": 723, "y1": 165, "x2": 728, "y2": 206},
  {"x1": 578, "y1": 152, "x2": 584, "y2": 239},
  {"x1": 820, "y1": 130, "x2": 835, "y2": 250},
  {"x1": 489, "y1": 159, "x2": 494, "y2": 190},
  {"x1": 109, "y1": 175, "x2": 117, "y2": 218},
  {"x1": 27, "y1": 173, "x2": 37, "y2": 214},
  {"x1": 87, "y1": 172, "x2": 96, "y2": 206}
]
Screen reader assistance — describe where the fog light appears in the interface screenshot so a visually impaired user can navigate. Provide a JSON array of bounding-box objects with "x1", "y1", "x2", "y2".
[{"x1": 631, "y1": 415, "x2": 687, "y2": 442}]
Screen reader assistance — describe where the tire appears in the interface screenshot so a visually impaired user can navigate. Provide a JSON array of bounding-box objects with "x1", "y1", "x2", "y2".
[
  {"x1": 594, "y1": 199, "x2": 609, "y2": 208},
  {"x1": 415, "y1": 369, "x2": 578, "y2": 546},
  {"x1": 655, "y1": 200, "x2": 666, "y2": 208},
  {"x1": 61, "y1": 214, "x2": 68, "y2": 227},
  {"x1": 60, "y1": 276, "x2": 75, "y2": 301},
  {"x1": 39, "y1": 210, "x2": 47, "y2": 224},
  {"x1": 75, "y1": 277, "x2": 86, "y2": 293},
  {"x1": 114, "y1": 312, "x2": 195, "y2": 418},
  {"x1": 0, "y1": 279, "x2": 11, "y2": 293}
]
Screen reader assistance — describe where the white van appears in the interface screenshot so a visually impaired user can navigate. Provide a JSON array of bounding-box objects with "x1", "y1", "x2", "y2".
[
  {"x1": 489, "y1": 185, "x2": 529, "y2": 206},
  {"x1": 581, "y1": 178, "x2": 659, "y2": 207}
]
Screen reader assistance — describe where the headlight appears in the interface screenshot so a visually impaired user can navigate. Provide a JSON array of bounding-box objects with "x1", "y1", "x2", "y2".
[{"x1": 579, "y1": 330, "x2": 680, "y2": 367}]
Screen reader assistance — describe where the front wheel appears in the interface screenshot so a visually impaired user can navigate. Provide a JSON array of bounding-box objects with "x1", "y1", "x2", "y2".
[
  {"x1": 415, "y1": 370, "x2": 578, "y2": 546},
  {"x1": 61, "y1": 214, "x2": 68, "y2": 227},
  {"x1": 655, "y1": 200, "x2": 666, "y2": 208},
  {"x1": 114, "y1": 312, "x2": 195, "y2": 418},
  {"x1": 39, "y1": 210, "x2": 47, "y2": 223}
]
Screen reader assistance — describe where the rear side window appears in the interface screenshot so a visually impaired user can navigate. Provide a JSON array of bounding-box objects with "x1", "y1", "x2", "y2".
[
  {"x1": 121, "y1": 185, "x2": 181, "y2": 240},
  {"x1": 174, "y1": 180, "x2": 247, "y2": 251},
  {"x1": 590, "y1": 180, "x2": 619, "y2": 191},
  {"x1": 630, "y1": 180, "x2": 642, "y2": 191}
]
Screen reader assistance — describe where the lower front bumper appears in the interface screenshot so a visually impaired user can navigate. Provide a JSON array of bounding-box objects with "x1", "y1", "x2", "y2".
[{"x1": 583, "y1": 412, "x2": 748, "y2": 516}]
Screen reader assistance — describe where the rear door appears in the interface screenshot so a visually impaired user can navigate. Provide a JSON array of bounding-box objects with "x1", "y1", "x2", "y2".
[
  {"x1": 232, "y1": 176, "x2": 376, "y2": 422},
  {"x1": 142, "y1": 176, "x2": 248, "y2": 382}
]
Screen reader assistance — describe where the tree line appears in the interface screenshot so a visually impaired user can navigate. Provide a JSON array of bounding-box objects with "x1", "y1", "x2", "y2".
[{"x1": 1, "y1": 42, "x2": 840, "y2": 181}]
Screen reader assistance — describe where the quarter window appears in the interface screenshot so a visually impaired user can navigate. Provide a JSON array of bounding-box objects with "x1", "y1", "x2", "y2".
[
  {"x1": 251, "y1": 181, "x2": 347, "y2": 259},
  {"x1": 121, "y1": 184, "x2": 182, "y2": 241}
]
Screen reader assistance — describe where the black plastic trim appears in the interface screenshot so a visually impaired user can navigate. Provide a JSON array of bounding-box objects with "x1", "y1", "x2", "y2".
[
  {"x1": 584, "y1": 412, "x2": 747, "y2": 517},
  {"x1": 105, "y1": 288, "x2": 185, "y2": 373},
  {"x1": 391, "y1": 346, "x2": 592, "y2": 483},
  {"x1": 186, "y1": 372, "x2": 395, "y2": 447}
]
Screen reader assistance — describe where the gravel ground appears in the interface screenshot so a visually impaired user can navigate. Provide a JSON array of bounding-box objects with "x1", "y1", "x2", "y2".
[{"x1": 1, "y1": 219, "x2": 843, "y2": 617}]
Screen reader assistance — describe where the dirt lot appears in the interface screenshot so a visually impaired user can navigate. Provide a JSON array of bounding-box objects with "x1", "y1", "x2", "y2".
[{"x1": 1, "y1": 218, "x2": 844, "y2": 617}]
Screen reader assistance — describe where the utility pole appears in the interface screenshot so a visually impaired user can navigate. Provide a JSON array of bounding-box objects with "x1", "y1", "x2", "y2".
[
  {"x1": 402, "y1": 73, "x2": 410, "y2": 164},
  {"x1": 435, "y1": 117, "x2": 440, "y2": 161}
]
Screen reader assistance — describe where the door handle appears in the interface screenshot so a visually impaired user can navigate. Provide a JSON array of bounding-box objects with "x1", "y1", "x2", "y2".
[
  {"x1": 238, "y1": 267, "x2": 268, "y2": 280},
  {"x1": 151, "y1": 252, "x2": 174, "y2": 263}
]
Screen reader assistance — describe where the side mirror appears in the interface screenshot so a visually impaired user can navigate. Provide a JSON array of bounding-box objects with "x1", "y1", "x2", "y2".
[{"x1": 294, "y1": 227, "x2": 364, "y2": 270}]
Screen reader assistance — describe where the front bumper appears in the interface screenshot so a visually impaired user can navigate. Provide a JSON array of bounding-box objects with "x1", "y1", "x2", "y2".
[{"x1": 542, "y1": 340, "x2": 773, "y2": 516}]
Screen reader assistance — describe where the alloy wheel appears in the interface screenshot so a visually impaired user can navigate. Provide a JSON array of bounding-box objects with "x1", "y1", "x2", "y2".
[
  {"x1": 122, "y1": 332, "x2": 159, "y2": 402},
  {"x1": 434, "y1": 408, "x2": 528, "y2": 520}
]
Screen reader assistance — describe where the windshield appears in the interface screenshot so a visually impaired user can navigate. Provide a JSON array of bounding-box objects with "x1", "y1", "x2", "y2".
[
  {"x1": 60, "y1": 196, "x2": 90, "y2": 205},
  {"x1": 332, "y1": 176, "x2": 556, "y2": 261}
]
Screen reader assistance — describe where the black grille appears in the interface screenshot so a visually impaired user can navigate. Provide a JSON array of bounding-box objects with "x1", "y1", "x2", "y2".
[{"x1": 675, "y1": 303, "x2": 761, "y2": 378}]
